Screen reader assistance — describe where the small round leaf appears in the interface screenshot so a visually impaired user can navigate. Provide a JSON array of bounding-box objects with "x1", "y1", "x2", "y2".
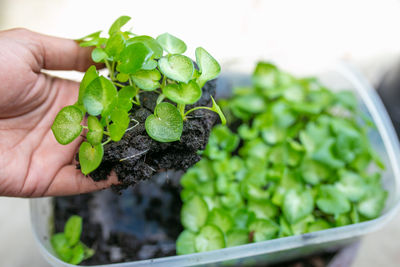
[
  {"x1": 156, "y1": 33, "x2": 186, "y2": 54},
  {"x1": 195, "y1": 47, "x2": 221, "y2": 88},
  {"x1": 145, "y1": 102, "x2": 183, "y2": 142},
  {"x1": 64, "y1": 215, "x2": 82, "y2": 247},
  {"x1": 91, "y1": 48, "x2": 108, "y2": 63},
  {"x1": 78, "y1": 66, "x2": 99, "y2": 105},
  {"x1": 127, "y1": 35, "x2": 163, "y2": 59},
  {"x1": 163, "y1": 80, "x2": 202, "y2": 104},
  {"x1": 105, "y1": 33, "x2": 125, "y2": 59},
  {"x1": 108, "y1": 16, "x2": 131, "y2": 35},
  {"x1": 158, "y1": 55, "x2": 194, "y2": 83},
  {"x1": 51, "y1": 105, "x2": 83, "y2": 145},
  {"x1": 87, "y1": 116, "x2": 104, "y2": 145},
  {"x1": 119, "y1": 43, "x2": 152, "y2": 74},
  {"x1": 79, "y1": 142, "x2": 104, "y2": 175},
  {"x1": 131, "y1": 69, "x2": 161, "y2": 91},
  {"x1": 83, "y1": 76, "x2": 118, "y2": 116}
]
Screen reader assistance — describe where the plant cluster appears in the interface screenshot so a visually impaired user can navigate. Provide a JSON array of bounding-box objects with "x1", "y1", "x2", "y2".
[
  {"x1": 176, "y1": 62, "x2": 387, "y2": 254},
  {"x1": 51, "y1": 215, "x2": 94, "y2": 264},
  {"x1": 51, "y1": 16, "x2": 225, "y2": 175}
]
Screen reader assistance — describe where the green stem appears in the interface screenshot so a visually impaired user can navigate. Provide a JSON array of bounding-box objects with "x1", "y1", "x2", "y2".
[
  {"x1": 184, "y1": 106, "x2": 213, "y2": 117},
  {"x1": 111, "y1": 61, "x2": 116, "y2": 81},
  {"x1": 156, "y1": 94, "x2": 165, "y2": 105},
  {"x1": 103, "y1": 131, "x2": 110, "y2": 136},
  {"x1": 113, "y1": 81, "x2": 126, "y2": 88},
  {"x1": 102, "y1": 138, "x2": 112, "y2": 146},
  {"x1": 105, "y1": 60, "x2": 114, "y2": 81},
  {"x1": 177, "y1": 103, "x2": 186, "y2": 119}
]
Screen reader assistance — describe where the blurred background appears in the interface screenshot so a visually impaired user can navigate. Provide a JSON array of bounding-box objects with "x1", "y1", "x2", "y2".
[{"x1": 1, "y1": 0, "x2": 400, "y2": 266}]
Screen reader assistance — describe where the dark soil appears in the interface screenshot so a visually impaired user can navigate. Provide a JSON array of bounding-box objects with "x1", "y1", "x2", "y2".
[
  {"x1": 87, "y1": 79, "x2": 218, "y2": 190},
  {"x1": 54, "y1": 171, "x2": 183, "y2": 265}
]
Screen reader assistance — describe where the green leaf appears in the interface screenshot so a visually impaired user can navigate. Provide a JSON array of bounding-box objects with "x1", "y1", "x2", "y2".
[
  {"x1": 176, "y1": 230, "x2": 196, "y2": 255},
  {"x1": 69, "y1": 243, "x2": 84, "y2": 265},
  {"x1": 312, "y1": 138, "x2": 345, "y2": 169},
  {"x1": 51, "y1": 105, "x2": 83, "y2": 145},
  {"x1": 145, "y1": 102, "x2": 183, "y2": 142},
  {"x1": 195, "y1": 47, "x2": 221, "y2": 88},
  {"x1": 119, "y1": 42, "x2": 152, "y2": 74},
  {"x1": 282, "y1": 189, "x2": 314, "y2": 224},
  {"x1": 158, "y1": 55, "x2": 194, "y2": 83},
  {"x1": 117, "y1": 85, "x2": 137, "y2": 111},
  {"x1": 105, "y1": 32, "x2": 125, "y2": 59},
  {"x1": 248, "y1": 219, "x2": 279, "y2": 242},
  {"x1": 181, "y1": 195, "x2": 208, "y2": 232},
  {"x1": 83, "y1": 76, "x2": 118, "y2": 116},
  {"x1": 126, "y1": 35, "x2": 163, "y2": 59},
  {"x1": 163, "y1": 80, "x2": 202, "y2": 104},
  {"x1": 316, "y1": 185, "x2": 351, "y2": 215},
  {"x1": 300, "y1": 158, "x2": 330, "y2": 185},
  {"x1": 79, "y1": 141, "x2": 104, "y2": 175},
  {"x1": 51, "y1": 233, "x2": 72, "y2": 262},
  {"x1": 195, "y1": 225, "x2": 225, "y2": 252},
  {"x1": 108, "y1": 16, "x2": 131, "y2": 35},
  {"x1": 248, "y1": 199, "x2": 278, "y2": 220},
  {"x1": 75, "y1": 30, "x2": 102, "y2": 42},
  {"x1": 308, "y1": 219, "x2": 331, "y2": 232},
  {"x1": 211, "y1": 96, "x2": 226, "y2": 125},
  {"x1": 87, "y1": 116, "x2": 103, "y2": 145},
  {"x1": 335, "y1": 170, "x2": 367, "y2": 202},
  {"x1": 109, "y1": 109, "x2": 130, "y2": 141},
  {"x1": 91, "y1": 48, "x2": 108, "y2": 63},
  {"x1": 357, "y1": 188, "x2": 387, "y2": 219},
  {"x1": 131, "y1": 69, "x2": 161, "y2": 91},
  {"x1": 82, "y1": 243, "x2": 95, "y2": 260},
  {"x1": 232, "y1": 94, "x2": 266, "y2": 114},
  {"x1": 64, "y1": 215, "x2": 82, "y2": 247},
  {"x1": 79, "y1": 37, "x2": 107, "y2": 48},
  {"x1": 78, "y1": 65, "x2": 99, "y2": 105},
  {"x1": 206, "y1": 208, "x2": 234, "y2": 233},
  {"x1": 226, "y1": 229, "x2": 249, "y2": 247},
  {"x1": 156, "y1": 32, "x2": 187, "y2": 54},
  {"x1": 252, "y1": 62, "x2": 279, "y2": 89}
]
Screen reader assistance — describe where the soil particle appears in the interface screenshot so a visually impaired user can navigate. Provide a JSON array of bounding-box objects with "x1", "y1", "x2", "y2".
[{"x1": 89, "y1": 79, "x2": 218, "y2": 189}]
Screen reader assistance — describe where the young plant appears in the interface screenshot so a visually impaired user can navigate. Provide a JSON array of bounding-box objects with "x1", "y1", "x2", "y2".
[
  {"x1": 176, "y1": 62, "x2": 387, "y2": 255},
  {"x1": 51, "y1": 16, "x2": 225, "y2": 175},
  {"x1": 51, "y1": 215, "x2": 94, "y2": 264}
]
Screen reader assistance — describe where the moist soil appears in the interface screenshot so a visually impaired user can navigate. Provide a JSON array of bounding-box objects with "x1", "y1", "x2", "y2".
[{"x1": 87, "y1": 79, "x2": 218, "y2": 190}]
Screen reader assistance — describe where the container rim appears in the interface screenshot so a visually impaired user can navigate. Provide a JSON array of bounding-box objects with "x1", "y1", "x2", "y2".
[{"x1": 30, "y1": 61, "x2": 400, "y2": 267}]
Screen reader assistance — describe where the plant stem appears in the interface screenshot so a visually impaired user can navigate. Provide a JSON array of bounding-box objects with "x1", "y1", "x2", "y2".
[
  {"x1": 184, "y1": 106, "x2": 213, "y2": 117},
  {"x1": 82, "y1": 125, "x2": 88, "y2": 130},
  {"x1": 177, "y1": 103, "x2": 186, "y2": 119},
  {"x1": 105, "y1": 60, "x2": 114, "y2": 81},
  {"x1": 102, "y1": 138, "x2": 112, "y2": 146},
  {"x1": 156, "y1": 94, "x2": 165, "y2": 105}
]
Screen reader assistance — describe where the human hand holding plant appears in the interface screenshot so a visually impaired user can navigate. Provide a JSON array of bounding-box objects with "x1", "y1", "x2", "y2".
[{"x1": 0, "y1": 28, "x2": 118, "y2": 197}]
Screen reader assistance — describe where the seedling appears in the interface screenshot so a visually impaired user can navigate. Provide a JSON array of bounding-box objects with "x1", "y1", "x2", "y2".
[
  {"x1": 176, "y1": 62, "x2": 387, "y2": 254},
  {"x1": 51, "y1": 215, "x2": 94, "y2": 264},
  {"x1": 51, "y1": 16, "x2": 225, "y2": 175}
]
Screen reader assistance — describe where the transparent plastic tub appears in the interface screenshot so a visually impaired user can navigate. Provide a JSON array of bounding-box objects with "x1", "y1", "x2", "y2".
[{"x1": 30, "y1": 62, "x2": 400, "y2": 267}]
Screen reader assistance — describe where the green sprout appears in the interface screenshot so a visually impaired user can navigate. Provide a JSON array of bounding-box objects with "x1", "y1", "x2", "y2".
[
  {"x1": 176, "y1": 62, "x2": 387, "y2": 255},
  {"x1": 51, "y1": 215, "x2": 94, "y2": 264},
  {"x1": 51, "y1": 16, "x2": 225, "y2": 175}
]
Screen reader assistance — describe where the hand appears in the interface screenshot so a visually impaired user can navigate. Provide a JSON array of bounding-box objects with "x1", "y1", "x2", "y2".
[{"x1": 0, "y1": 28, "x2": 118, "y2": 197}]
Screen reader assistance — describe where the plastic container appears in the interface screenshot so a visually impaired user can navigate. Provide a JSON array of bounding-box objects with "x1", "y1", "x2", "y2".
[{"x1": 30, "y1": 62, "x2": 400, "y2": 267}]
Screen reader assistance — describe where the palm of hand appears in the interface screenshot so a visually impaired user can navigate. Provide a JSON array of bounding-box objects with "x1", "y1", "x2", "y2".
[{"x1": 0, "y1": 29, "x2": 117, "y2": 197}]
